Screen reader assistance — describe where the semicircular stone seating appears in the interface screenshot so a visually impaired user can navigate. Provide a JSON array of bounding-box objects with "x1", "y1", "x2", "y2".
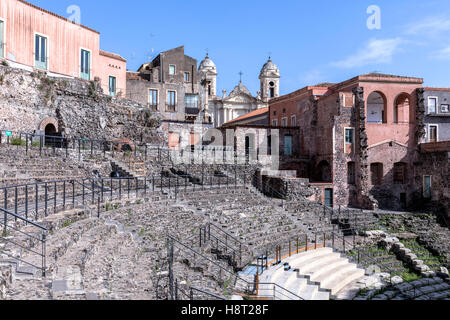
[{"x1": 258, "y1": 247, "x2": 365, "y2": 300}]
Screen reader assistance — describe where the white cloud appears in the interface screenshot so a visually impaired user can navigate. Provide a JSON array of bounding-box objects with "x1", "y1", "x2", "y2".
[
  {"x1": 331, "y1": 38, "x2": 404, "y2": 69},
  {"x1": 404, "y1": 16, "x2": 450, "y2": 37},
  {"x1": 431, "y1": 46, "x2": 450, "y2": 60},
  {"x1": 302, "y1": 70, "x2": 324, "y2": 85}
]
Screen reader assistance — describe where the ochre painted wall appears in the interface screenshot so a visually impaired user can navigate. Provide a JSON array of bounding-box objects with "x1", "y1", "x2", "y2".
[{"x1": 0, "y1": 0, "x2": 126, "y2": 95}]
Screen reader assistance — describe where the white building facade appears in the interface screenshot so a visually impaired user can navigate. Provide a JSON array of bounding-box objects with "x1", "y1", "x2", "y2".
[{"x1": 199, "y1": 55, "x2": 280, "y2": 127}]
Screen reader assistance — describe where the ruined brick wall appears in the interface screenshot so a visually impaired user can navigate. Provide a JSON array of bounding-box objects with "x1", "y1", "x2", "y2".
[
  {"x1": 413, "y1": 151, "x2": 450, "y2": 218},
  {"x1": 368, "y1": 142, "x2": 414, "y2": 210},
  {"x1": 416, "y1": 88, "x2": 427, "y2": 142},
  {"x1": 353, "y1": 86, "x2": 375, "y2": 209},
  {"x1": 261, "y1": 175, "x2": 321, "y2": 201},
  {"x1": 0, "y1": 64, "x2": 162, "y2": 142}
]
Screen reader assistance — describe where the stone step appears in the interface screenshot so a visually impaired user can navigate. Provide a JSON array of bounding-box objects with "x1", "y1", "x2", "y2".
[{"x1": 319, "y1": 265, "x2": 365, "y2": 296}]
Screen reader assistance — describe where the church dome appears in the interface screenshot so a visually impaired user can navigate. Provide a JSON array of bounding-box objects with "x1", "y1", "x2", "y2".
[
  {"x1": 199, "y1": 54, "x2": 217, "y2": 72},
  {"x1": 260, "y1": 58, "x2": 280, "y2": 78}
]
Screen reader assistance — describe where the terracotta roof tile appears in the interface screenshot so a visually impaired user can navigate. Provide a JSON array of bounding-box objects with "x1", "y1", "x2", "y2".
[{"x1": 223, "y1": 107, "x2": 269, "y2": 125}]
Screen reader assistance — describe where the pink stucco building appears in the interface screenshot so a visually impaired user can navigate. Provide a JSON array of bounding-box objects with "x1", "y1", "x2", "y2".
[{"x1": 0, "y1": 0, "x2": 126, "y2": 96}]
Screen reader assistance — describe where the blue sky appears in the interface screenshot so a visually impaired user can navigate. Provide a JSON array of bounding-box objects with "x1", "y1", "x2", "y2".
[{"x1": 33, "y1": 0, "x2": 450, "y2": 95}]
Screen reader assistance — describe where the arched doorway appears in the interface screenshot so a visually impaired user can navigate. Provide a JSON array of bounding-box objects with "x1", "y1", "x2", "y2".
[
  {"x1": 44, "y1": 123, "x2": 58, "y2": 146},
  {"x1": 367, "y1": 91, "x2": 387, "y2": 124}
]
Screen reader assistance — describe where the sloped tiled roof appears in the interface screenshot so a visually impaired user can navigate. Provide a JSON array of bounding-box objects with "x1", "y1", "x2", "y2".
[
  {"x1": 100, "y1": 50, "x2": 126, "y2": 62},
  {"x1": 222, "y1": 107, "x2": 269, "y2": 126}
]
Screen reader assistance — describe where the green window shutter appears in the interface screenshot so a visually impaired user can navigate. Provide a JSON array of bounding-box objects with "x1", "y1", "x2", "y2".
[
  {"x1": 0, "y1": 21, "x2": 4, "y2": 58},
  {"x1": 35, "y1": 35, "x2": 48, "y2": 69},
  {"x1": 109, "y1": 76, "x2": 116, "y2": 96},
  {"x1": 80, "y1": 49, "x2": 90, "y2": 80}
]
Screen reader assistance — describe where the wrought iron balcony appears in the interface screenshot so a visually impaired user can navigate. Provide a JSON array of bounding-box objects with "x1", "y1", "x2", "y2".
[
  {"x1": 166, "y1": 104, "x2": 177, "y2": 113},
  {"x1": 185, "y1": 107, "x2": 200, "y2": 115},
  {"x1": 148, "y1": 104, "x2": 158, "y2": 111}
]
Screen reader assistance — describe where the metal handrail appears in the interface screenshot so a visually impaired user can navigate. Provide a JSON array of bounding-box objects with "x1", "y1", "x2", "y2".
[
  {"x1": 1, "y1": 206, "x2": 47, "y2": 276},
  {"x1": 168, "y1": 235, "x2": 303, "y2": 300},
  {"x1": 329, "y1": 230, "x2": 434, "y2": 300}
]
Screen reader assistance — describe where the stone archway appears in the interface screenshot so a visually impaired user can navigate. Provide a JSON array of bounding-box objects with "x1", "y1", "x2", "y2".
[{"x1": 39, "y1": 117, "x2": 59, "y2": 133}]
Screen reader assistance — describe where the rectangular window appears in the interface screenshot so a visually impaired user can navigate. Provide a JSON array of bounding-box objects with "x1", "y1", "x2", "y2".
[
  {"x1": 441, "y1": 104, "x2": 449, "y2": 113},
  {"x1": 169, "y1": 65, "x2": 176, "y2": 75},
  {"x1": 167, "y1": 90, "x2": 176, "y2": 112},
  {"x1": 185, "y1": 94, "x2": 198, "y2": 109},
  {"x1": 108, "y1": 76, "x2": 116, "y2": 96},
  {"x1": 282, "y1": 118, "x2": 287, "y2": 127},
  {"x1": 428, "y1": 97, "x2": 437, "y2": 114},
  {"x1": 393, "y1": 163, "x2": 407, "y2": 185},
  {"x1": 429, "y1": 125, "x2": 438, "y2": 143},
  {"x1": 80, "y1": 49, "x2": 91, "y2": 80},
  {"x1": 272, "y1": 119, "x2": 278, "y2": 126},
  {"x1": 35, "y1": 34, "x2": 48, "y2": 70},
  {"x1": 291, "y1": 115, "x2": 296, "y2": 127},
  {"x1": 149, "y1": 89, "x2": 158, "y2": 109},
  {"x1": 0, "y1": 20, "x2": 4, "y2": 58},
  {"x1": 371, "y1": 163, "x2": 383, "y2": 185},
  {"x1": 284, "y1": 135, "x2": 293, "y2": 156},
  {"x1": 184, "y1": 72, "x2": 190, "y2": 82},
  {"x1": 423, "y1": 176, "x2": 432, "y2": 199},
  {"x1": 345, "y1": 128, "x2": 354, "y2": 144},
  {"x1": 347, "y1": 162, "x2": 356, "y2": 185}
]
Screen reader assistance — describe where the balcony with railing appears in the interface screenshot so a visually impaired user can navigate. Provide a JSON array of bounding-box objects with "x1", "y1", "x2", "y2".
[
  {"x1": 185, "y1": 107, "x2": 200, "y2": 115},
  {"x1": 148, "y1": 104, "x2": 158, "y2": 111},
  {"x1": 166, "y1": 104, "x2": 177, "y2": 113}
]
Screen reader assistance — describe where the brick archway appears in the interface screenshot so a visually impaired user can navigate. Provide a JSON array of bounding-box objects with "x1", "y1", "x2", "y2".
[{"x1": 38, "y1": 117, "x2": 59, "y2": 132}]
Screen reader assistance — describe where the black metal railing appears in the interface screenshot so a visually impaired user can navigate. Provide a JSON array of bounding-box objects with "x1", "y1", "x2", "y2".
[
  {"x1": 1, "y1": 207, "x2": 47, "y2": 276},
  {"x1": 174, "y1": 279, "x2": 226, "y2": 301},
  {"x1": 0, "y1": 129, "x2": 169, "y2": 163},
  {"x1": 167, "y1": 236, "x2": 304, "y2": 300},
  {"x1": 185, "y1": 107, "x2": 200, "y2": 115},
  {"x1": 166, "y1": 104, "x2": 176, "y2": 113},
  {"x1": 198, "y1": 222, "x2": 251, "y2": 271},
  {"x1": 0, "y1": 172, "x2": 252, "y2": 227}
]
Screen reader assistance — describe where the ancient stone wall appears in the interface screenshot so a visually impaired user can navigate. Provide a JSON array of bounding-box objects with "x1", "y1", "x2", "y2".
[
  {"x1": 0, "y1": 64, "x2": 162, "y2": 143},
  {"x1": 413, "y1": 151, "x2": 450, "y2": 218},
  {"x1": 261, "y1": 175, "x2": 321, "y2": 201}
]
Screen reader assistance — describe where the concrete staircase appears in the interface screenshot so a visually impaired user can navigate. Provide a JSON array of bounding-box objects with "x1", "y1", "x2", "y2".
[{"x1": 259, "y1": 247, "x2": 366, "y2": 300}]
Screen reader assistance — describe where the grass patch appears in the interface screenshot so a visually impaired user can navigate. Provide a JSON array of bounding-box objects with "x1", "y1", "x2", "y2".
[
  {"x1": 397, "y1": 270, "x2": 421, "y2": 282},
  {"x1": 62, "y1": 219, "x2": 74, "y2": 228},
  {"x1": 10, "y1": 137, "x2": 26, "y2": 146}
]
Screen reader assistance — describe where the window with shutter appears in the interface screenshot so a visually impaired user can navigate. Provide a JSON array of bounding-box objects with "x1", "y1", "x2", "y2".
[
  {"x1": 0, "y1": 20, "x2": 4, "y2": 58},
  {"x1": 80, "y1": 49, "x2": 91, "y2": 80},
  {"x1": 35, "y1": 34, "x2": 48, "y2": 70},
  {"x1": 109, "y1": 76, "x2": 116, "y2": 96}
]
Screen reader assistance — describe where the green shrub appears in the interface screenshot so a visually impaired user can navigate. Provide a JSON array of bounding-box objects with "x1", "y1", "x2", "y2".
[{"x1": 11, "y1": 137, "x2": 26, "y2": 146}]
